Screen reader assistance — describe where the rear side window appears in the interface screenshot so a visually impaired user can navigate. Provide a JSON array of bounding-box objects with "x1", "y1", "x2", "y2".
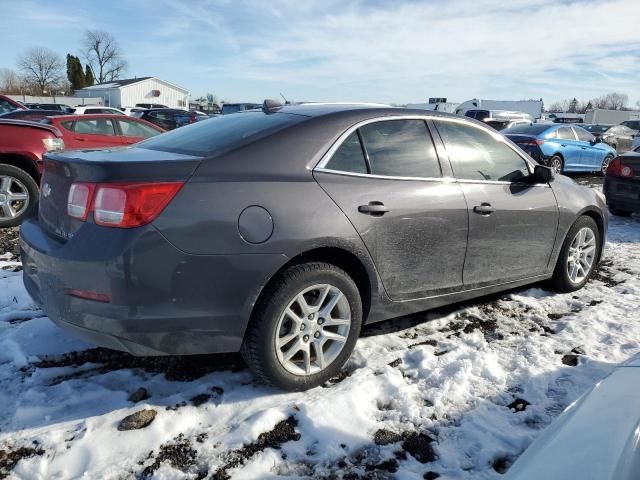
[
  {"x1": 73, "y1": 118, "x2": 116, "y2": 135},
  {"x1": 359, "y1": 119, "x2": 441, "y2": 178},
  {"x1": 325, "y1": 132, "x2": 367, "y2": 174},
  {"x1": 60, "y1": 121, "x2": 75, "y2": 131},
  {"x1": 435, "y1": 120, "x2": 530, "y2": 182},
  {"x1": 138, "y1": 111, "x2": 304, "y2": 156}
]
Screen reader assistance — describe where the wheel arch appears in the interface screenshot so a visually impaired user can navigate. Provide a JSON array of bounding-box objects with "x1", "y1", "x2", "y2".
[
  {"x1": 249, "y1": 246, "x2": 376, "y2": 328},
  {"x1": 0, "y1": 153, "x2": 40, "y2": 183}
]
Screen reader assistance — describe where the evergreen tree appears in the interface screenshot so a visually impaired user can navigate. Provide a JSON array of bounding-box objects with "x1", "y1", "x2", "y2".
[
  {"x1": 568, "y1": 98, "x2": 578, "y2": 113},
  {"x1": 66, "y1": 54, "x2": 86, "y2": 91},
  {"x1": 84, "y1": 64, "x2": 94, "y2": 86}
]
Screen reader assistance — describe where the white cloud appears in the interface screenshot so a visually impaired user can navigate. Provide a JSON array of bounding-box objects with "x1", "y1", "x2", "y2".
[{"x1": 160, "y1": 0, "x2": 640, "y2": 104}]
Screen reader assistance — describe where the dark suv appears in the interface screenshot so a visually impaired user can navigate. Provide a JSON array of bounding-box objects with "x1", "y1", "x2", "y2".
[
  {"x1": 135, "y1": 108, "x2": 204, "y2": 130},
  {"x1": 20, "y1": 104, "x2": 607, "y2": 390}
]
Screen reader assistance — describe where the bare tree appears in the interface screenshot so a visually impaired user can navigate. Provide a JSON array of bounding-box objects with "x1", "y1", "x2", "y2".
[
  {"x1": 83, "y1": 30, "x2": 127, "y2": 84},
  {"x1": 547, "y1": 99, "x2": 571, "y2": 112},
  {"x1": 16, "y1": 47, "x2": 64, "y2": 94},
  {"x1": 0, "y1": 68, "x2": 22, "y2": 94},
  {"x1": 590, "y1": 92, "x2": 629, "y2": 110}
]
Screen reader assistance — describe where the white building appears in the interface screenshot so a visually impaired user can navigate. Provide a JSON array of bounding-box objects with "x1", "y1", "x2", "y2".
[{"x1": 76, "y1": 77, "x2": 190, "y2": 109}]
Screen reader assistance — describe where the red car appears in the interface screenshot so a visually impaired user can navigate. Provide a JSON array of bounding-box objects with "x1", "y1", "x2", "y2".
[
  {"x1": 0, "y1": 95, "x2": 26, "y2": 114},
  {"x1": 42, "y1": 114, "x2": 164, "y2": 148},
  {"x1": 0, "y1": 114, "x2": 163, "y2": 227}
]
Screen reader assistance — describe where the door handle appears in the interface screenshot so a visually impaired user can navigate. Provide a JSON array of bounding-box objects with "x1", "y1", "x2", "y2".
[
  {"x1": 473, "y1": 203, "x2": 496, "y2": 215},
  {"x1": 581, "y1": 147, "x2": 586, "y2": 150},
  {"x1": 75, "y1": 137, "x2": 87, "y2": 141},
  {"x1": 358, "y1": 201, "x2": 389, "y2": 216},
  {"x1": 561, "y1": 144, "x2": 567, "y2": 147}
]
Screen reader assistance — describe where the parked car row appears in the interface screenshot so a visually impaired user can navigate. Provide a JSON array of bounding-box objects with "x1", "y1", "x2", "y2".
[{"x1": 0, "y1": 113, "x2": 164, "y2": 226}]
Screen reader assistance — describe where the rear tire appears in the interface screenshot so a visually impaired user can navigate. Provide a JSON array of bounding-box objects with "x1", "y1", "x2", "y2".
[
  {"x1": 601, "y1": 154, "x2": 614, "y2": 175},
  {"x1": 241, "y1": 262, "x2": 362, "y2": 391},
  {"x1": 0, "y1": 164, "x2": 39, "y2": 228},
  {"x1": 549, "y1": 155, "x2": 564, "y2": 175},
  {"x1": 551, "y1": 216, "x2": 600, "y2": 293}
]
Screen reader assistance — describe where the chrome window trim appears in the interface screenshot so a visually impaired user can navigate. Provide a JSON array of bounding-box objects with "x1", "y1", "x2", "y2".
[
  {"x1": 314, "y1": 114, "x2": 540, "y2": 179},
  {"x1": 315, "y1": 167, "x2": 455, "y2": 183}
]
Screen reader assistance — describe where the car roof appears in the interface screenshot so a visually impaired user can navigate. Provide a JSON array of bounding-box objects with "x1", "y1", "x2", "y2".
[
  {"x1": 49, "y1": 114, "x2": 139, "y2": 120},
  {"x1": 272, "y1": 103, "x2": 465, "y2": 120}
]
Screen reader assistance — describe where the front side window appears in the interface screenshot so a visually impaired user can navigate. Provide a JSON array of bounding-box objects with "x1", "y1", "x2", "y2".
[
  {"x1": 557, "y1": 127, "x2": 576, "y2": 140},
  {"x1": 117, "y1": 119, "x2": 161, "y2": 138},
  {"x1": 573, "y1": 127, "x2": 595, "y2": 142},
  {"x1": 325, "y1": 132, "x2": 367, "y2": 174},
  {"x1": 73, "y1": 118, "x2": 116, "y2": 136},
  {"x1": 435, "y1": 120, "x2": 530, "y2": 182},
  {"x1": 359, "y1": 119, "x2": 441, "y2": 178}
]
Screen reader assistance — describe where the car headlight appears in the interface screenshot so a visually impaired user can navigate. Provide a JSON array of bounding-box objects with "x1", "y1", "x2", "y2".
[{"x1": 42, "y1": 138, "x2": 65, "y2": 151}]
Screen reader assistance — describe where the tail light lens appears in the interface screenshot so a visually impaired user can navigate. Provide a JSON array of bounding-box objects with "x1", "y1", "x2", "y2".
[
  {"x1": 607, "y1": 157, "x2": 636, "y2": 178},
  {"x1": 518, "y1": 139, "x2": 544, "y2": 146},
  {"x1": 42, "y1": 137, "x2": 65, "y2": 151},
  {"x1": 66, "y1": 182, "x2": 183, "y2": 228},
  {"x1": 67, "y1": 183, "x2": 96, "y2": 220}
]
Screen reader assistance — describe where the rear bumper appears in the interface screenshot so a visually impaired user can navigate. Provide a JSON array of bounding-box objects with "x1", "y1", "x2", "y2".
[
  {"x1": 20, "y1": 218, "x2": 287, "y2": 355},
  {"x1": 604, "y1": 177, "x2": 640, "y2": 213}
]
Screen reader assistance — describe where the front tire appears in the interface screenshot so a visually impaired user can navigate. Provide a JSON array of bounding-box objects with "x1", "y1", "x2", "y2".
[
  {"x1": 0, "y1": 164, "x2": 39, "y2": 228},
  {"x1": 549, "y1": 155, "x2": 564, "y2": 175},
  {"x1": 551, "y1": 216, "x2": 600, "y2": 292},
  {"x1": 241, "y1": 262, "x2": 362, "y2": 391}
]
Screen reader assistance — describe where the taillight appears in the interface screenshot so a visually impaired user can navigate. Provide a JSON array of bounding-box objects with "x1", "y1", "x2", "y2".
[
  {"x1": 517, "y1": 139, "x2": 544, "y2": 146},
  {"x1": 607, "y1": 157, "x2": 636, "y2": 178},
  {"x1": 189, "y1": 113, "x2": 196, "y2": 124},
  {"x1": 67, "y1": 182, "x2": 183, "y2": 228},
  {"x1": 67, "y1": 183, "x2": 96, "y2": 220}
]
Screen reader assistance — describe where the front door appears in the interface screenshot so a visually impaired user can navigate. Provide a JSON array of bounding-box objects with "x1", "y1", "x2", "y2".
[
  {"x1": 433, "y1": 118, "x2": 559, "y2": 286},
  {"x1": 63, "y1": 118, "x2": 121, "y2": 149},
  {"x1": 315, "y1": 119, "x2": 468, "y2": 300}
]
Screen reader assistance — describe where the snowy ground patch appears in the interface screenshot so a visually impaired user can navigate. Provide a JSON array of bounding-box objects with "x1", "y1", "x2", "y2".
[{"x1": 1, "y1": 181, "x2": 639, "y2": 479}]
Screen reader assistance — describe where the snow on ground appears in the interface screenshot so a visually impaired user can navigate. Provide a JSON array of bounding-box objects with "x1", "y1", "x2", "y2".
[{"x1": 1, "y1": 177, "x2": 639, "y2": 479}]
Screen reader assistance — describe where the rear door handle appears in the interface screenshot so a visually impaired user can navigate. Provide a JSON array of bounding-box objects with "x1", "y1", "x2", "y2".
[
  {"x1": 473, "y1": 203, "x2": 496, "y2": 215},
  {"x1": 358, "y1": 201, "x2": 389, "y2": 216},
  {"x1": 75, "y1": 137, "x2": 87, "y2": 141}
]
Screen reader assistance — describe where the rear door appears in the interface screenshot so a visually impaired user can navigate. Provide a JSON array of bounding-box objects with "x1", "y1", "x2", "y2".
[
  {"x1": 314, "y1": 118, "x2": 468, "y2": 300},
  {"x1": 432, "y1": 118, "x2": 559, "y2": 287},
  {"x1": 62, "y1": 118, "x2": 121, "y2": 149}
]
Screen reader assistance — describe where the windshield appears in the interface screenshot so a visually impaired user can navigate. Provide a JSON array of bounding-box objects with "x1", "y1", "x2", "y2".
[
  {"x1": 137, "y1": 111, "x2": 305, "y2": 156},
  {"x1": 582, "y1": 124, "x2": 611, "y2": 133}
]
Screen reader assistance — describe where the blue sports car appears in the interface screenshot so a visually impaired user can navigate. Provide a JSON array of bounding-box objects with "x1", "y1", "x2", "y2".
[{"x1": 504, "y1": 123, "x2": 617, "y2": 174}]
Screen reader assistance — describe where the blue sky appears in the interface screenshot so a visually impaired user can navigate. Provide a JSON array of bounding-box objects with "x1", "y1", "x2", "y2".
[{"x1": 2, "y1": 0, "x2": 640, "y2": 105}]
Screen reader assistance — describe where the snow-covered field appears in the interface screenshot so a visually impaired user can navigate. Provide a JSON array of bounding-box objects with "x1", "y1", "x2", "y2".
[{"x1": 1, "y1": 178, "x2": 639, "y2": 479}]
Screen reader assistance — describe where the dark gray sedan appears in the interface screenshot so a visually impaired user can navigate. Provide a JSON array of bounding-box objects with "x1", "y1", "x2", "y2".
[{"x1": 20, "y1": 104, "x2": 608, "y2": 391}]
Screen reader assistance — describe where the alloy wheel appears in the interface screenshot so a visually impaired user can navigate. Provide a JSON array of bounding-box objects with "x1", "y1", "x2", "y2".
[
  {"x1": 601, "y1": 156, "x2": 612, "y2": 175},
  {"x1": 274, "y1": 283, "x2": 351, "y2": 376},
  {"x1": 550, "y1": 157, "x2": 563, "y2": 175},
  {"x1": 566, "y1": 227, "x2": 596, "y2": 284},
  {"x1": 0, "y1": 175, "x2": 29, "y2": 220}
]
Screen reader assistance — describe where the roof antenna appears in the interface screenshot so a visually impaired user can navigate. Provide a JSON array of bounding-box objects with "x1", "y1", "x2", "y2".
[{"x1": 280, "y1": 92, "x2": 288, "y2": 104}]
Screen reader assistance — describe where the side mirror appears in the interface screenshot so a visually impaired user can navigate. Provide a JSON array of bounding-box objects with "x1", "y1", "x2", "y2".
[
  {"x1": 532, "y1": 164, "x2": 554, "y2": 183},
  {"x1": 593, "y1": 137, "x2": 602, "y2": 144}
]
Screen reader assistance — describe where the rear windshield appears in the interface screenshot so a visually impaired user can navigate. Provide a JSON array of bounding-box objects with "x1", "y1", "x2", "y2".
[
  {"x1": 502, "y1": 124, "x2": 550, "y2": 135},
  {"x1": 137, "y1": 111, "x2": 305, "y2": 156}
]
